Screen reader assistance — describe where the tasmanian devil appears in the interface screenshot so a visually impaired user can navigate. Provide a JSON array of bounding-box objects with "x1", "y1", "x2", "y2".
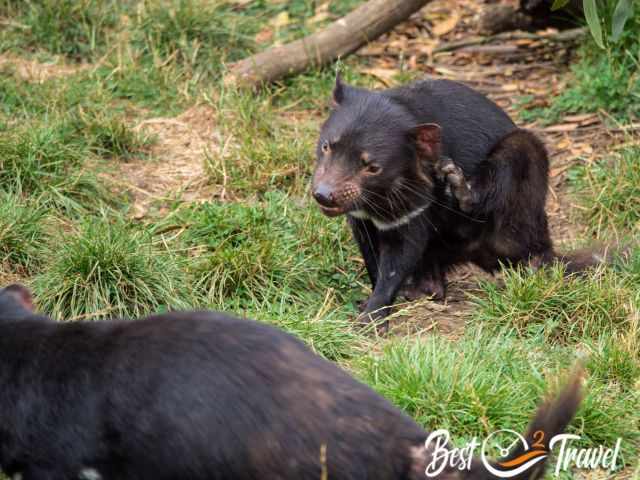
[
  {"x1": 312, "y1": 76, "x2": 611, "y2": 324},
  {"x1": 0, "y1": 283, "x2": 582, "y2": 480}
]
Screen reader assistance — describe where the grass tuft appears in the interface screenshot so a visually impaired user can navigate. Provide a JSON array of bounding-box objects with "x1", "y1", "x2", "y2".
[
  {"x1": 32, "y1": 218, "x2": 194, "y2": 320},
  {"x1": 0, "y1": 192, "x2": 48, "y2": 273},
  {"x1": 584, "y1": 327, "x2": 640, "y2": 390},
  {"x1": 568, "y1": 146, "x2": 640, "y2": 235},
  {"x1": 0, "y1": 117, "x2": 119, "y2": 212},
  {"x1": 209, "y1": 88, "x2": 316, "y2": 196},
  {"x1": 132, "y1": 0, "x2": 258, "y2": 76},
  {"x1": 0, "y1": 0, "x2": 122, "y2": 60},
  {"x1": 471, "y1": 262, "x2": 637, "y2": 343},
  {"x1": 79, "y1": 113, "x2": 153, "y2": 160},
  {"x1": 169, "y1": 192, "x2": 358, "y2": 302}
]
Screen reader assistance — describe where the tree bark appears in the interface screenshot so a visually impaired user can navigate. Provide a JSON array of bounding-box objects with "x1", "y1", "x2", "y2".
[{"x1": 224, "y1": 0, "x2": 433, "y2": 89}]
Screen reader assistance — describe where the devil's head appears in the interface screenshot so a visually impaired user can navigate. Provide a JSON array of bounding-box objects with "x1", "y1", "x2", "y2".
[
  {"x1": 312, "y1": 75, "x2": 442, "y2": 221},
  {"x1": 0, "y1": 283, "x2": 35, "y2": 323}
]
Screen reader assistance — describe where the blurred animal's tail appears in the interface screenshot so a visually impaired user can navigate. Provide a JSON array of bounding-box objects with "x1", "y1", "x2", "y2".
[
  {"x1": 465, "y1": 370, "x2": 583, "y2": 480},
  {"x1": 543, "y1": 243, "x2": 633, "y2": 275}
]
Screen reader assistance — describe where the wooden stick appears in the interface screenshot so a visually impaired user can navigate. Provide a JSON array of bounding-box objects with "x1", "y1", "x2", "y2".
[
  {"x1": 433, "y1": 27, "x2": 585, "y2": 54},
  {"x1": 224, "y1": 0, "x2": 433, "y2": 89}
]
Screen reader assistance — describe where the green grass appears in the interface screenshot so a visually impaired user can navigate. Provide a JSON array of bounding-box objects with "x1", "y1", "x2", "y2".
[
  {"x1": 32, "y1": 217, "x2": 194, "y2": 320},
  {"x1": 0, "y1": 117, "x2": 115, "y2": 212},
  {"x1": 132, "y1": 0, "x2": 259, "y2": 74},
  {"x1": 0, "y1": 0, "x2": 123, "y2": 60},
  {"x1": 0, "y1": 192, "x2": 48, "y2": 273},
  {"x1": 471, "y1": 262, "x2": 638, "y2": 343},
  {"x1": 354, "y1": 329, "x2": 638, "y2": 463},
  {"x1": 568, "y1": 146, "x2": 640, "y2": 235},
  {"x1": 79, "y1": 111, "x2": 154, "y2": 160},
  {"x1": 182, "y1": 193, "x2": 358, "y2": 300},
  {"x1": 209, "y1": 88, "x2": 317, "y2": 196},
  {"x1": 584, "y1": 330, "x2": 640, "y2": 390}
]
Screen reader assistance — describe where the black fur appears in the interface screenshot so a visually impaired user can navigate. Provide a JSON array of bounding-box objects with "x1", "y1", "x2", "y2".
[
  {"x1": 0, "y1": 285, "x2": 581, "y2": 480},
  {"x1": 312, "y1": 78, "x2": 602, "y2": 325}
]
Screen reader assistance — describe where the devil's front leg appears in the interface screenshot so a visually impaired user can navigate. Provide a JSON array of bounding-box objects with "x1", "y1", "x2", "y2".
[
  {"x1": 401, "y1": 252, "x2": 447, "y2": 301},
  {"x1": 359, "y1": 225, "x2": 430, "y2": 326},
  {"x1": 347, "y1": 215, "x2": 380, "y2": 311}
]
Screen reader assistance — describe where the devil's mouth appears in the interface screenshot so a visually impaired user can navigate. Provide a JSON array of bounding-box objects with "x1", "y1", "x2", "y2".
[{"x1": 318, "y1": 205, "x2": 349, "y2": 217}]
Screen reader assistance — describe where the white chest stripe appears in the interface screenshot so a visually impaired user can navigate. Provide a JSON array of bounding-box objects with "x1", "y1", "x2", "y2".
[
  {"x1": 348, "y1": 204, "x2": 430, "y2": 231},
  {"x1": 79, "y1": 468, "x2": 102, "y2": 480},
  {"x1": 348, "y1": 209, "x2": 370, "y2": 219}
]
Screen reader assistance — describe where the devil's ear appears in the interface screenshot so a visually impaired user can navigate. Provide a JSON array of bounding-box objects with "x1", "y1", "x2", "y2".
[
  {"x1": 411, "y1": 123, "x2": 442, "y2": 162},
  {"x1": 2, "y1": 284, "x2": 34, "y2": 312},
  {"x1": 332, "y1": 72, "x2": 345, "y2": 106}
]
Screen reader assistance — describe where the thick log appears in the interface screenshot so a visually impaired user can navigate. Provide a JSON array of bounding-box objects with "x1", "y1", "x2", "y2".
[{"x1": 224, "y1": 0, "x2": 433, "y2": 89}]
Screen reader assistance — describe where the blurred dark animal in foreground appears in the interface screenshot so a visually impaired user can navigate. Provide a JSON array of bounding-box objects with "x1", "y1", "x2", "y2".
[{"x1": 0, "y1": 284, "x2": 581, "y2": 480}]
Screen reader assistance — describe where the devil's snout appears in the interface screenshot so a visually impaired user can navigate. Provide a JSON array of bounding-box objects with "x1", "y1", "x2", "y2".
[{"x1": 312, "y1": 182, "x2": 336, "y2": 207}]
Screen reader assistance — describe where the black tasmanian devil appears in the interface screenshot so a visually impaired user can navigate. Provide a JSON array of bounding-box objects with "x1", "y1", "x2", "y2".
[
  {"x1": 0, "y1": 283, "x2": 582, "y2": 480},
  {"x1": 312, "y1": 75, "x2": 614, "y2": 325}
]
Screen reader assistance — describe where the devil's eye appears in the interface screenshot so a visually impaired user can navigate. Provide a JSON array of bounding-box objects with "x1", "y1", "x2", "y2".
[
  {"x1": 321, "y1": 140, "x2": 330, "y2": 154},
  {"x1": 360, "y1": 152, "x2": 381, "y2": 174},
  {"x1": 365, "y1": 164, "x2": 382, "y2": 175}
]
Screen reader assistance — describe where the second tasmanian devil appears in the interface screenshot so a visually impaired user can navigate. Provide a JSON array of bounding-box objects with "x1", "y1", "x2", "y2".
[
  {"x1": 0, "y1": 283, "x2": 581, "y2": 480},
  {"x1": 312, "y1": 76, "x2": 614, "y2": 325}
]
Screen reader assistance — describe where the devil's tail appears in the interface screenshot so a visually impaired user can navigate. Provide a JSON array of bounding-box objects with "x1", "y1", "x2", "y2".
[
  {"x1": 550, "y1": 243, "x2": 632, "y2": 275},
  {"x1": 471, "y1": 371, "x2": 583, "y2": 480}
]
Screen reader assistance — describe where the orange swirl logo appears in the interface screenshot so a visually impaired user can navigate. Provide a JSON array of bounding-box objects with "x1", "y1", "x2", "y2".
[{"x1": 480, "y1": 429, "x2": 548, "y2": 478}]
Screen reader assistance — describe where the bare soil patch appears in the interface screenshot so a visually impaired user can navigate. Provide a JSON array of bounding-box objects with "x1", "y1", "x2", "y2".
[
  {"x1": 0, "y1": 53, "x2": 88, "y2": 82},
  {"x1": 117, "y1": 105, "x2": 221, "y2": 218}
]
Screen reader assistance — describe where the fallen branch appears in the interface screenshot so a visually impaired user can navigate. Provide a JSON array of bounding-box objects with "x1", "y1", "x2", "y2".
[
  {"x1": 433, "y1": 27, "x2": 585, "y2": 54},
  {"x1": 224, "y1": 0, "x2": 433, "y2": 89}
]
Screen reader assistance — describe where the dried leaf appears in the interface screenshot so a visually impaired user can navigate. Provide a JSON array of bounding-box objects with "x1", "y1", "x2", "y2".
[
  {"x1": 544, "y1": 123, "x2": 578, "y2": 132},
  {"x1": 563, "y1": 113, "x2": 597, "y2": 122},
  {"x1": 550, "y1": 164, "x2": 572, "y2": 178},
  {"x1": 270, "y1": 11, "x2": 290, "y2": 28},
  {"x1": 254, "y1": 27, "x2": 274, "y2": 44},
  {"x1": 361, "y1": 68, "x2": 397, "y2": 86},
  {"x1": 501, "y1": 83, "x2": 519, "y2": 92},
  {"x1": 307, "y1": 2, "x2": 331, "y2": 25},
  {"x1": 581, "y1": 144, "x2": 593, "y2": 154},
  {"x1": 357, "y1": 45, "x2": 386, "y2": 56},
  {"x1": 408, "y1": 55, "x2": 418, "y2": 70},
  {"x1": 432, "y1": 10, "x2": 460, "y2": 36}
]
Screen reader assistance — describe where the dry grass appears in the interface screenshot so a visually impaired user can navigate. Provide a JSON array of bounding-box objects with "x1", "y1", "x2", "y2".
[
  {"x1": 0, "y1": 53, "x2": 89, "y2": 82},
  {"x1": 115, "y1": 104, "x2": 221, "y2": 218}
]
